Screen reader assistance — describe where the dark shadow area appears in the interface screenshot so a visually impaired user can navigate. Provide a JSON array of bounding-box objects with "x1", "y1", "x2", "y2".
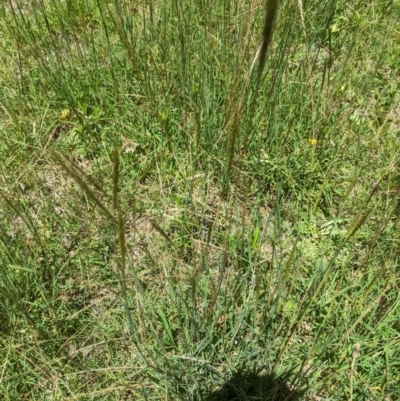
[{"x1": 201, "y1": 369, "x2": 307, "y2": 401}]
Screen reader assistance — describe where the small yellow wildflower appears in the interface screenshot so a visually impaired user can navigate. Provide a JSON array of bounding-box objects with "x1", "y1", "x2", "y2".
[
  {"x1": 331, "y1": 23, "x2": 339, "y2": 33},
  {"x1": 309, "y1": 138, "x2": 317, "y2": 147},
  {"x1": 60, "y1": 109, "x2": 70, "y2": 120}
]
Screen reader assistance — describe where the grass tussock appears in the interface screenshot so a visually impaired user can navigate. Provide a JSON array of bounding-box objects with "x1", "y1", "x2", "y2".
[{"x1": 0, "y1": 0, "x2": 399, "y2": 400}]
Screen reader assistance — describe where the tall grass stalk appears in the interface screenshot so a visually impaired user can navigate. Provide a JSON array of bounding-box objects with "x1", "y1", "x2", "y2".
[{"x1": 0, "y1": 0, "x2": 399, "y2": 399}]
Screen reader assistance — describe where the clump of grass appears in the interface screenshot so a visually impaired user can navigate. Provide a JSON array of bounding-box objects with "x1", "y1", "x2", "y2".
[{"x1": 0, "y1": 0, "x2": 399, "y2": 400}]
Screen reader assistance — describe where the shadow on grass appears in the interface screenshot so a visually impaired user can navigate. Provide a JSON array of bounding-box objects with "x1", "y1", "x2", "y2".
[{"x1": 201, "y1": 369, "x2": 306, "y2": 401}]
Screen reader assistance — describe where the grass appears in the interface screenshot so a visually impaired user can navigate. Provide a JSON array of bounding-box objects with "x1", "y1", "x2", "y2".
[{"x1": 0, "y1": 0, "x2": 399, "y2": 399}]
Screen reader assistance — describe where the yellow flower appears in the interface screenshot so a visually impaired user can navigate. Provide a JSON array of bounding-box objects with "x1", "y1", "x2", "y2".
[
  {"x1": 60, "y1": 109, "x2": 70, "y2": 120},
  {"x1": 331, "y1": 23, "x2": 339, "y2": 33},
  {"x1": 309, "y1": 138, "x2": 317, "y2": 147}
]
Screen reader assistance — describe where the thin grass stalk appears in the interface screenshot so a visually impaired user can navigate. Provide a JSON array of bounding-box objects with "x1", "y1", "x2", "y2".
[{"x1": 223, "y1": 0, "x2": 279, "y2": 197}]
